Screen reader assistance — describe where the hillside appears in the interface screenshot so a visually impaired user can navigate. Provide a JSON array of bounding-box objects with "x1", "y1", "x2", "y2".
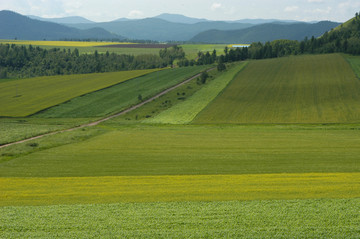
[
  {"x1": 313, "y1": 15, "x2": 360, "y2": 54},
  {"x1": 68, "y1": 18, "x2": 253, "y2": 41},
  {"x1": 0, "y1": 10, "x2": 122, "y2": 40},
  {"x1": 191, "y1": 21, "x2": 340, "y2": 43}
]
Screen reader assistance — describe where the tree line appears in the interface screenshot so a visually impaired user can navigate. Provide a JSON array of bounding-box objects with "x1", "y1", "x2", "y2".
[
  {"x1": 190, "y1": 12, "x2": 360, "y2": 67},
  {"x1": 0, "y1": 44, "x2": 185, "y2": 79}
]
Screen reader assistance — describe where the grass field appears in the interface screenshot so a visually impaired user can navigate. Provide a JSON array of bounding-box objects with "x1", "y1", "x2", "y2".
[
  {"x1": 106, "y1": 66, "x2": 221, "y2": 123},
  {"x1": 0, "y1": 118, "x2": 94, "y2": 145},
  {"x1": 1, "y1": 125, "x2": 359, "y2": 177},
  {"x1": 345, "y1": 54, "x2": 360, "y2": 78},
  {"x1": 1, "y1": 198, "x2": 358, "y2": 238},
  {"x1": 0, "y1": 69, "x2": 158, "y2": 117},
  {"x1": 0, "y1": 40, "x2": 228, "y2": 58},
  {"x1": 1, "y1": 52, "x2": 360, "y2": 237},
  {"x1": 0, "y1": 173, "x2": 359, "y2": 206},
  {"x1": 145, "y1": 62, "x2": 247, "y2": 124},
  {"x1": 180, "y1": 44, "x2": 228, "y2": 59},
  {"x1": 34, "y1": 66, "x2": 209, "y2": 118},
  {"x1": 0, "y1": 40, "x2": 134, "y2": 47},
  {"x1": 194, "y1": 54, "x2": 360, "y2": 124}
]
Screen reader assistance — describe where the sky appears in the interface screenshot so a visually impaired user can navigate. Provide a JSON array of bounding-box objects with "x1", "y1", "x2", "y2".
[{"x1": 0, "y1": 0, "x2": 359, "y2": 22}]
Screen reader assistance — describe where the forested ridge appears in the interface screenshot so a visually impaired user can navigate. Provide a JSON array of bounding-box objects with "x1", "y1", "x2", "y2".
[{"x1": 192, "y1": 13, "x2": 360, "y2": 67}]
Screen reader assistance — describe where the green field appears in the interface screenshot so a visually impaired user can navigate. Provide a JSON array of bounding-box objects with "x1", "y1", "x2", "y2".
[
  {"x1": 194, "y1": 54, "x2": 360, "y2": 124},
  {"x1": 345, "y1": 54, "x2": 360, "y2": 78},
  {"x1": 34, "y1": 66, "x2": 209, "y2": 118},
  {"x1": 0, "y1": 69, "x2": 158, "y2": 117},
  {"x1": 181, "y1": 44, "x2": 229, "y2": 59},
  {"x1": 1, "y1": 53, "x2": 360, "y2": 237},
  {"x1": 146, "y1": 62, "x2": 247, "y2": 124},
  {"x1": 1, "y1": 125, "x2": 360, "y2": 177},
  {"x1": 0, "y1": 40, "x2": 228, "y2": 59},
  {"x1": 0, "y1": 118, "x2": 93, "y2": 145},
  {"x1": 1, "y1": 199, "x2": 359, "y2": 238}
]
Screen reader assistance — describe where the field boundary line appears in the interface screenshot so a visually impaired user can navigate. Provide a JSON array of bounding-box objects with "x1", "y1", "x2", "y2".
[{"x1": 0, "y1": 67, "x2": 215, "y2": 149}]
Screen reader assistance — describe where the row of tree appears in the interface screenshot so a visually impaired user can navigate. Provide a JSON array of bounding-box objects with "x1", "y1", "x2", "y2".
[
  {"x1": 188, "y1": 12, "x2": 360, "y2": 68},
  {"x1": 218, "y1": 13, "x2": 360, "y2": 62},
  {"x1": 0, "y1": 44, "x2": 185, "y2": 79}
]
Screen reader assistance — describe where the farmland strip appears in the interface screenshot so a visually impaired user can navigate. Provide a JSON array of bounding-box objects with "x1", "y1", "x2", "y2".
[{"x1": 1, "y1": 173, "x2": 359, "y2": 206}]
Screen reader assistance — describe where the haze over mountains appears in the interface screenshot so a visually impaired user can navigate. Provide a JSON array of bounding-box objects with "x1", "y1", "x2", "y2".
[
  {"x1": 1, "y1": 10, "x2": 341, "y2": 42},
  {"x1": 191, "y1": 21, "x2": 341, "y2": 43},
  {"x1": 0, "y1": 11, "x2": 122, "y2": 41}
]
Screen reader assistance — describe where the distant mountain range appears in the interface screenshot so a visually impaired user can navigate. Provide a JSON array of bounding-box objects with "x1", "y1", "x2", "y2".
[
  {"x1": 27, "y1": 13, "x2": 303, "y2": 25},
  {"x1": 28, "y1": 15, "x2": 94, "y2": 24},
  {"x1": 0, "y1": 11, "x2": 123, "y2": 41},
  {"x1": 67, "y1": 19, "x2": 253, "y2": 42},
  {"x1": 154, "y1": 13, "x2": 210, "y2": 24},
  {"x1": 191, "y1": 21, "x2": 341, "y2": 43},
  {"x1": 1, "y1": 10, "x2": 341, "y2": 43}
]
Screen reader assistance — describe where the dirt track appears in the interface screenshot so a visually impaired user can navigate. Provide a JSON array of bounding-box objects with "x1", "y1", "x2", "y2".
[{"x1": 0, "y1": 68, "x2": 214, "y2": 149}]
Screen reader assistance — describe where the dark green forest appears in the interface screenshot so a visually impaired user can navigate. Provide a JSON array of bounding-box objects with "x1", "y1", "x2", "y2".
[{"x1": 0, "y1": 44, "x2": 185, "y2": 79}]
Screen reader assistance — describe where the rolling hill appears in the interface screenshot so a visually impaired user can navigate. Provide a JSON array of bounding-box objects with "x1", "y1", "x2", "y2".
[
  {"x1": 191, "y1": 21, "x2": 340, "y2": 43},
  {"x1": 0, "y1": 10, "x2": 123, "y2": 40}
]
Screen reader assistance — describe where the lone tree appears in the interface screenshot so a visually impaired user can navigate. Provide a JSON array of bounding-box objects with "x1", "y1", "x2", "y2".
[
  {"x1": 217, "y1": 62, "x2": 226, "y2": 72},
  {"x1": 200, "y1": 71, "x2": 209, "y2": 84}
]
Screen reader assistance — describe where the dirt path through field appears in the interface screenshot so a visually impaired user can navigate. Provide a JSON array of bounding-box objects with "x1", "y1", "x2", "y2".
[{"x1": 0, "y1": 68, "x2": 215, "y2": 149}]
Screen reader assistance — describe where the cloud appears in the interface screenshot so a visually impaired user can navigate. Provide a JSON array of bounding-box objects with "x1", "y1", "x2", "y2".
[
  {"x1": 211, "y1": 3, "x2": 222, "y2": 11},
  {"x1": 308, "y1": 0, "x2": 324, "y2": 3},
  {"x1": 128, "y1": 10, "x2": 143, "y2": 18},
  {"x1": 306, "y1": 6, "x2": 331, "y2": 14},
  {"x1": 284, "y1": 6, "x2": 299, "y2": 12}
]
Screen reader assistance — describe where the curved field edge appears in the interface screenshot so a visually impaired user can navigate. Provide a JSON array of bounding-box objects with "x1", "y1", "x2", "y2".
[
  {"x1": 144, "y1": 62, "x2": 248, "y2": 124},
  {"x1": 0, "y1": 173, "x2": 359, "y2": 206},
  {"x1": 0, "y1": 69, "x2": 159, "y2": 117},
  {"x1": 193, "y1": 54, "x2": 360, "y2": 124},
  {"x1": 0, "y1": 198, "x2": 359, "y2": 238}
]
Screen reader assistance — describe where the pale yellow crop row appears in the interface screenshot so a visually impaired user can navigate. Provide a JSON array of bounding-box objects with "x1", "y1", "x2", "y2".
[
  {"x1": 0, "y1": 39, "x2": 135, "y2": 47},
  {"x1": 1, "y1": 172, "x2": 359, "y2": 206}
]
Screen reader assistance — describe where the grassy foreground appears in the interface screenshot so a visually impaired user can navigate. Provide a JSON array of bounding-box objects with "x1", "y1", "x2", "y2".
[
  {"x1": 194, "y1": 54, "x2": 360, "y2": 124},
  {"x1": 1, "y1": 198, "x2": 359, "y2": 238},
  {"x1": 0, "y1": 69, "x2": 158, "y2": 117}
]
